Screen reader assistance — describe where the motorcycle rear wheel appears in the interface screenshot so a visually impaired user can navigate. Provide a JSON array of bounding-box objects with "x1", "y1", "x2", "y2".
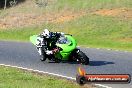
[{"x1": 78, "y1": 51, "x2": 89, "y2": 65}]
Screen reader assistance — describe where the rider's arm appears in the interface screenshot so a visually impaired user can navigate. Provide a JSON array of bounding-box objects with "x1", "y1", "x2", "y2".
[{"x1": 56, "y1": 32, "x2": 64, "y2": 36}]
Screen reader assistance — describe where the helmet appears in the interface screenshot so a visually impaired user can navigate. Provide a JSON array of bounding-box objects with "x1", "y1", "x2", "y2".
[{"x1": 42, "y1": 29, "x2": 50, "y2": 38}]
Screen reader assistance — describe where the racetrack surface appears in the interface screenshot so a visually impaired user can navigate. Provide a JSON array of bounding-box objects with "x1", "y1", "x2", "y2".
[{"x1": 0, "y1": 41, "x2": 132, "y2": 88}]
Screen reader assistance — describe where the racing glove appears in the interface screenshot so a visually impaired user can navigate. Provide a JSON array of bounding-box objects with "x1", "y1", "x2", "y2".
[{"x1": 52, "y1": 48, "x2": 59, "y2": 53}]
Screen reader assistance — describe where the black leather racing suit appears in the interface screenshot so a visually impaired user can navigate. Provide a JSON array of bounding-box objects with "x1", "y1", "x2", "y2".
[{"x1": 36, "y1": 32, "x2": 62, "y2": 55}]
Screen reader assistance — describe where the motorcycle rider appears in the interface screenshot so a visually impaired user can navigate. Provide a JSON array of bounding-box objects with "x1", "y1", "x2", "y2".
[{"x1": 36, "y1": 29, "x2": 64, "y2": 60}]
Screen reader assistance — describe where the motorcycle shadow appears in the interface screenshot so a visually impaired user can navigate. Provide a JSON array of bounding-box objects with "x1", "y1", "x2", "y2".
[
  {"x1": 89, "y1": 60, "x2": 114, "y2": 66},
  {"x1": 48, "y1": 60, "x2": 80, "y2": 64}
]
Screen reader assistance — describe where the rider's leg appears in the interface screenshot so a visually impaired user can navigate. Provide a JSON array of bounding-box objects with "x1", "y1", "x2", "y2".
[{"x1": 37, "y1": 47, "x2": 43, "y2": 55}]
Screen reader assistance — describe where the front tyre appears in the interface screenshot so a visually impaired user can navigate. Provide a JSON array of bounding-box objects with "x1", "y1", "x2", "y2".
[
  {"x1": 38, "y1": 47, "x2": 46, "y2": 61},
  {"x1": 78, "y1": 51, "x2": 89, "y2": 65},
  {"x1": 40, "y1": 54, "x2": 46, "y2": 61},
  {"x1": 40, "y1": 52, "x2": 46, "y2": 61}
]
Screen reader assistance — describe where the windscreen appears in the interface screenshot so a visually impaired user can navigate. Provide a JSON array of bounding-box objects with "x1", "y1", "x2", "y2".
[{"x1": 57, "y1": 36, "x2": 71, "y2": 44}]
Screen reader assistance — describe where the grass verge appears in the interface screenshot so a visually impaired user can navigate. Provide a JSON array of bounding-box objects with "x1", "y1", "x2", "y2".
[{"x1": 0, "y1": 66, "x2": 92, "y2": 88}]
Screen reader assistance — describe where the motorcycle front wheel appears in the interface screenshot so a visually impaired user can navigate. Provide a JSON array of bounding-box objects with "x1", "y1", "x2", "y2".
[{"x1": 40, "y1": 52, "x2": 46, "y2": 61}]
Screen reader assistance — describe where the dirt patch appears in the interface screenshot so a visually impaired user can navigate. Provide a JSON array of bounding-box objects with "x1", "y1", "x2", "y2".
[
  {"x1": 0, "y1": 11, "x2": 85, "y2": 29},
  {"x1": 51, "y1": 11, "x2": 85, "y2": 23},
  {"x1": 0, "y1": 0, "x2": 86, "y2": 29},
  {"x1": 93, "y1": 8, "x2": 132, "y2": 19},
  {"x1": 118, "y1": 38, "x2": 132, "y2": 42}
]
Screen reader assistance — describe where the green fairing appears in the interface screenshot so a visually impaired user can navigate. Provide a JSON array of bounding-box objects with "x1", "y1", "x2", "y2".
[
  {"x1": 56, "y1": 35, "x2": 77, "y2": 60},
  {"x1": 30, "y1": 35, "x2": 77, "y2": 60}
]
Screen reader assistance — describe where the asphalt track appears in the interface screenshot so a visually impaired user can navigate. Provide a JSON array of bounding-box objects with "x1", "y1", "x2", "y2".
[{"x1": 0, "y1": 41, "x2": 132, "y2": 88}]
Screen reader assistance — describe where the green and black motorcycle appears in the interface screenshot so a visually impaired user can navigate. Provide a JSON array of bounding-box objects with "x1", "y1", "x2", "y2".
[{"x1": 30, "y1": 34, "x2": 89, "y2": 65}]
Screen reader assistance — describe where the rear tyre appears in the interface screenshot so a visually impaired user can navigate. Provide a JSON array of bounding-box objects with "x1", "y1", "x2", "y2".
[
  {"x1": 69, "y1": 49, "x2": 79, "y2": 62},
  {"x1": 78, "y1": 51, "x2": 89, "y2": 65}
]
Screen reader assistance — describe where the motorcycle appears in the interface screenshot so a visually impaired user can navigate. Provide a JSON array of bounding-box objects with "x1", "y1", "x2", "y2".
[{"x1": 30, "y1": 34, "x2": 89, "y2": 65}]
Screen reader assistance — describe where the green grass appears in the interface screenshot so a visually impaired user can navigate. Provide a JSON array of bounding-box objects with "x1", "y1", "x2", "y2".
[
  {"x1": 0, "y1": 66, "x2": 81, "y2": 88},
  {"x1": 52, "y1": 0, "x2": 132, "y2": 11},
  {"x1": 0, "y1": 14, "x2": 132, "y2": 51},
  {"x1": 0, "y1": 0, "x2": 132, "y2": 51}
]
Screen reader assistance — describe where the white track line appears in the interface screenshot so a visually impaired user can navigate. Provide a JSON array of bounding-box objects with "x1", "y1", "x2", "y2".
[
  {"x1": 0, "y1": 64, "x2": 111, "y2": 88},
  {"x1": 0, "y1": 64, "x2": 75, "y2": 80},
  {"x1": 95, "y1": 84, "x2": 112, "y2": 88}
]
